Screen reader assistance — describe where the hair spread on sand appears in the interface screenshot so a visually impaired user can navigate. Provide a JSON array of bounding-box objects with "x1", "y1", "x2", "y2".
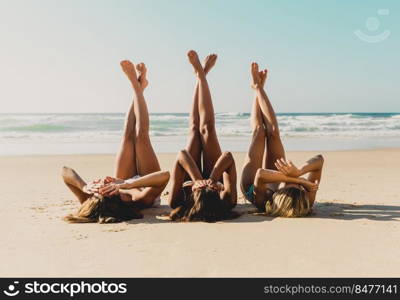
[
  {"x1": 168, "y1": 187, "x2": 239, "y2": 222},
  {"x1": 265, "y1": 187, "x2": 311, "y2": 217},
  {"x1": 63, "y1": 195, "x2": 143, "y2": 223}
]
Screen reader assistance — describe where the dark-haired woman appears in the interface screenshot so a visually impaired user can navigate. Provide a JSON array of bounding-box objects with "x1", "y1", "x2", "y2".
[{"x1": 167, "y1": 51, "x2": 237, "y2": 222}]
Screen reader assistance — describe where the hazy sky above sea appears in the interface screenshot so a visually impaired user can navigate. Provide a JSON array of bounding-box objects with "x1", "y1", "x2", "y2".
[{"x1": 0, "y1": 0, "x2": 398, "y2": 113}]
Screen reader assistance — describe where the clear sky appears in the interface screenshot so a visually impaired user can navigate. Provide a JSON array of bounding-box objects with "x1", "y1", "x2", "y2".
[{"x1": 0, "y1": 0, "x2": 398, "y2": 113}]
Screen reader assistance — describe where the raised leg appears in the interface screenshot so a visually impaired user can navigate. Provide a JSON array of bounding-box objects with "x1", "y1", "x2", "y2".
[
  {"x1": 241, "y1": 92, "x2": 266, "y2": 193},
  {"x1": 252, "y1": 63, "x2": 286, "y2": 168},
  {"x1": 168, "y1": 55, "x2": 217, "y2": 208},
  {"x1": 114, "y1": 91, "x2": 138, "y2": 179},
  {"x1": 61, "y1": 167, "x2": 91, "y2": 204},
  {"x1": 120, "y1": 61, "x2": 161, "y2": 176},
  {"x1": 187, "y1": 50, "x2": 222, "y2": 177}
]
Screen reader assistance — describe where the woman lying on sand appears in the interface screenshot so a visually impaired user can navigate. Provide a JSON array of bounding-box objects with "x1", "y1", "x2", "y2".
[
  {"x1": 61, "y1": 60, "x2": 170, "y2": 223},
  {"x1": 167, "y1": 51, "x2": 238, "y2": 222},
  {"x1": 241, "y1": 63, "x2": 324, "y2": 217}
]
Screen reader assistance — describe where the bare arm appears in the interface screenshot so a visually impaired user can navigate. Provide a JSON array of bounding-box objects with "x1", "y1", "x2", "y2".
[
  {"x1": 255, "y1": 87, "x2": 280, "y2": 135},
  {"x1": 177, "y1": 150, "x2": 203, "y2": 181},
  {"x1": 209, "y1": 151, "x2": 234, "y2": 182},
  {"x1": 299, "y1": 154, "x2": 324, "y2": 176},
  {"x1": 253, "y1": 168, "x2": 317, "y2": 209},
  {"x1": 209, "y1": 152, "x2": 237, "y2": 208},
  {"x1": 119, "y1": 171, "x2": 170, "y2": 189},
  {"x1": 275, "y1": 155, "x2": 324, "y2": 178},
  {"x1": 99, "y1": 171, "x2": 170, "y2": 202},
  {"x1": 254, "y1": 168, "x2": 303, "y2": 187}
]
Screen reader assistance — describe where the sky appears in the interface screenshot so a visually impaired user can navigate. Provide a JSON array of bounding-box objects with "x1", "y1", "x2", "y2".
[{"x1": 0, "y1": 0, "x2": 398, "y2": 113}]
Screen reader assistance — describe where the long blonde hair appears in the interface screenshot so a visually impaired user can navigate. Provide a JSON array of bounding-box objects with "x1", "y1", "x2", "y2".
[
  {"x1": 64, "y1": 195, "x2": 143, "y2": 223},
  {"x1": 265, "y1": 187, "x2": 311, "y2": 217}
]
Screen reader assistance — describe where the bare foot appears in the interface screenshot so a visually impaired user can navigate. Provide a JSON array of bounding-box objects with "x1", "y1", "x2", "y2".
[
  {"x1": 251, "y1": 62, "x2": 261, "y2": 89},
  {"x1": 259, "y1": 69, "x2": 268, "y2": 88},
  {"x1": 120, "y1": 60, "x2": 140, "y2": 88},
  {"x1": 136, "y1": 63, "x2": 148, "y2": 91},
  {"x1": 203, "y1": 54, "x2": 217, "y2": 74},
  {"x1": 187, "y1": 50, "x2": 204, "y2": 75}
]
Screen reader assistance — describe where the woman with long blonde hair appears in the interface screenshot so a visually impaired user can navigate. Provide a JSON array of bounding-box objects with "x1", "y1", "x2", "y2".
[
  {"x1": 241, "y1": 62, "x2": 324, "y2": 217},
  {"x1": 62, "y1": 60, "x2": 170, "y2": 223}
]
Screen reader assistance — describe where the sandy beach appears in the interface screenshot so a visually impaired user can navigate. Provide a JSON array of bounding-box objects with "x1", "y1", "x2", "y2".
[{"x1": 1, "y1": 149, "x2": 399, "y2": 277}]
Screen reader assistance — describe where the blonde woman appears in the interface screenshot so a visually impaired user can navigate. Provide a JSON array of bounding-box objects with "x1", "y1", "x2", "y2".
[
  {"x1": 62, "y1": 60, "x2": 169, "y2": 222},
  {"x1": 240, "y1": 63, "x2": 324, "y2": 217}
]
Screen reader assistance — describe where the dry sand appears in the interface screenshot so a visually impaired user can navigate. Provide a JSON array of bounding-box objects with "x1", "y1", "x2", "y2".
[{"x1": 1, "y1": 149, "x2": 399, "y2": 277}]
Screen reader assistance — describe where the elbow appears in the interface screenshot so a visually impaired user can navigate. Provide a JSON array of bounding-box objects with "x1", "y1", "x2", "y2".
[
  {"x1": 316, "y1": 154, "x2": 325, "y2": 167},
  {"x1": 169, "y1": 197, "x2": 181, "y2": 209},
  {"x1": 222, "y1": 151, "x2": 234, "y2": 163},
  {"x1": 160, "y1": 171, "x2": 170, "y2": 186},
  {"x1": 254, "y1": 168, "x2": 263, "y2": 187},
  {"x1": 177, "y1": 149, "x2": 188, "y2": 160}
]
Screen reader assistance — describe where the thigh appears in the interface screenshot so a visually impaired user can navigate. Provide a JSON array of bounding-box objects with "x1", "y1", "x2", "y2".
[
  {"x1": 135, "y1": 135, "x2": 161, "y2": 176},
  {"x1": 241, "y1": 128, "x2": 266, "y2": 192},
  {"x1": 168, "y1": 159, "x2": 187, "y2": 208},
  {"x1": 186, "y1": 129, "x2": 202, "y2": 173},
  {"x1": 115, "y1": 139, "x2": 137, "y2": 179},
  {"x1": 200, "y1": 129, "x2": 222, "y2": 177},
  {"x1": 266, "y1": 133, "x2": 286, "y2": 170}
]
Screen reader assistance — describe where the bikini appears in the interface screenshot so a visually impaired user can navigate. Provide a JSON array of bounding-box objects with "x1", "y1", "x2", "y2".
[
  {"x1": 243, "y1": 184, "x2": 275, "y2": 205},
  {"x1": 126, "y1": 175, "x2": 161, "y2": 207}
]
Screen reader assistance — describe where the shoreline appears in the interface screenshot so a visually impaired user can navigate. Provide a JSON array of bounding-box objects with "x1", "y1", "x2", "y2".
[{"x1": 1, "y1": 146, "x2": 400, "y2": 158}]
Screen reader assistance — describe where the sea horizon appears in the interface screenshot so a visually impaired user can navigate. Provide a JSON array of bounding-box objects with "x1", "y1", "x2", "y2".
[{"x1": 1, "y1": 112, "x2": 400, "y2": 155}]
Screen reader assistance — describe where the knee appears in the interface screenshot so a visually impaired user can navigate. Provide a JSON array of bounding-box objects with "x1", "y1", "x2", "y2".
[
  {"x1": 266, "y1": 125, "x2": 280, "y2": 140},
  {"x1": 135, "y1": 127, "x2": 149, "y2": 141},
  {"x1": 252, "y1": 125, "x2": 266, "y2": 139},
  {"x1": 200, "y1": 122, "x2": 216, "y2": 136},
  {"x1": 188, "y1": 125, "x2": 200, "y2": 137},
  {"x1": 123, "y1": 130, "x2": 135, "y2": 142}
]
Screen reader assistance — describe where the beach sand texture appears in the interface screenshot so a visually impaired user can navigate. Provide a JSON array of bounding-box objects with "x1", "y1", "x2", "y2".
[{"x1": 1, "y1": 149, "x2": 399, "y2": 277}]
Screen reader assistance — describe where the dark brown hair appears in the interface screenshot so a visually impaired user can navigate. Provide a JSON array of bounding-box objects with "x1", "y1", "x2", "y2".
[
  {"x1": 169, "y1": 187, "x2": 239, "y2": 222},
  {"x1": 64, "y1": 195, "x2": 143, "y2": 223}
]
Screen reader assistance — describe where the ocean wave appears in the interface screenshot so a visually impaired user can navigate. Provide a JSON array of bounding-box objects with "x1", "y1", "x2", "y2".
[{"x1": 1, "y1": 113, "x2": 400, "y2": 141}]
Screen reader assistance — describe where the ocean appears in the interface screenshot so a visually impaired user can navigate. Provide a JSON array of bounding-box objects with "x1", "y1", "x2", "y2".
[{"x1": 1, "y1": 113, "x2": 400, "y2": 155}]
